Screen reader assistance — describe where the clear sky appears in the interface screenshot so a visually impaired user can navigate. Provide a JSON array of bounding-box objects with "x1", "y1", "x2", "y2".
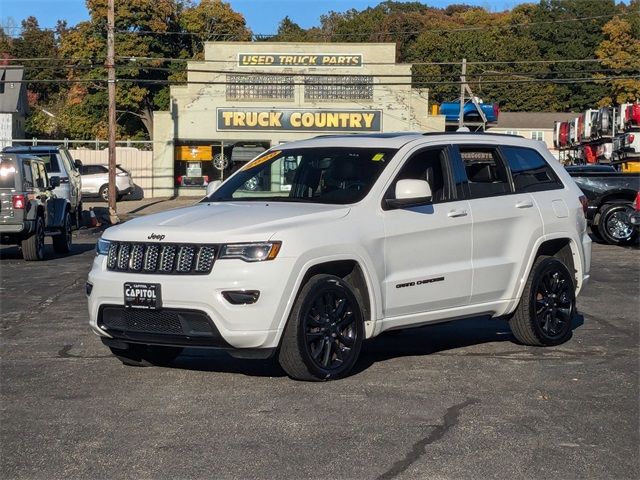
[{"x1": 1, "y1": 0, "x2": 527, "y2": 35}]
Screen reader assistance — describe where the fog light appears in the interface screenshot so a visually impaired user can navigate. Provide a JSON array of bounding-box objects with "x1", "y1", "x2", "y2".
[
  {"x1": 222, "y1": 290, "x2": 260, "y2": 305},
  {"x1": 85, "y1": 282, "x2": 93, "y2": 296}
]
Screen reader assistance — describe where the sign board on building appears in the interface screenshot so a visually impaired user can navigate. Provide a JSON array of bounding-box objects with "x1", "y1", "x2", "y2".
[
  {"x1": 237, "y1": 54, "x2": 363, "y2": 68},
  {"x1": 217, "y1": 108, "x2": 382, "y2": 132},
  {"x1": 175, "y1": 145, "x2": 212, "y2": 161}
]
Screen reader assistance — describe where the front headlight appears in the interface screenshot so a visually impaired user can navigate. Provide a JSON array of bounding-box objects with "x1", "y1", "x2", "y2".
[
  {"x1": 96, "y1": 237, "x2": 111, "y2": 256},
  {"x1": 219, "y1": 242, "x2": 281, "y2": 262}
]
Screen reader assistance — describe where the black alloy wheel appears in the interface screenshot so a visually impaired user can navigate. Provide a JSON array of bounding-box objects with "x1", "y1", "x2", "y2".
[
  {"x1": 533, "y1": 263, "x2": 574, "y2": 341},
  {"x1": 303, "y1": 289, "x2": 358, "y2": 372},
  {"x1": 279, "y1": 274, "x2": 364, "y2": 381},
  {"x1": 509, "y1": 256, "x2": 575, "y2": 346}
]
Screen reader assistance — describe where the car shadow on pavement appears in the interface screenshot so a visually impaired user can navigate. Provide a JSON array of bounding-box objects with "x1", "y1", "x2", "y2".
[
  {"x1": 0, "y1": 242, "x2": 96, "y2": 260},
  {"x1": 171, "y1": 350, "x2": 286, "y2": 378},
  {"x1": 352, "y1": 314, "x2": 585, "y2": 376},
  {"x1": 164, "y1": 314, "x2": 584, "y2": 379}
]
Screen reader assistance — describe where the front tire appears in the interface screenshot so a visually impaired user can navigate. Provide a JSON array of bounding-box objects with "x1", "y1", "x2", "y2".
[
  {"x1": 597, "y1": 203, "x2": 637, "y2": 245},
  {"x1": 509, "y1": 256, "x2": 575, "y2": 346},
  {"x1": 21, "y1": 216, "x2": 45, "y2": 261},
  {"x1": 279, "y1": 274, "x2": 364, "y2": 381},
  {"x1": 53, "y1": 211, "x2": 72, "y2": 253},
  {"x1": 109, "y1": 344, "x2": 183, "y2": 367}
]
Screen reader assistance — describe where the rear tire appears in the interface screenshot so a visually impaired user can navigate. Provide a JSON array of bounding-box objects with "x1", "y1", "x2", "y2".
[
  {"x1": 99, "y1": 185, "x2": 121, "y2": 202},
  {"x1": 109, "y1": 344, "x2": 183, "y2": 367},
  {"x1": 597, "y1": 203, "x2": 637, "y2": 245},
  {"x1": 53, "y1": 211, "x2": 72, "y2": 253},
  {"x1": 509, "y1": 256, "x2": 575, "y2": 346},
  {"x1": 278, "y1": 274, "x2": 364, "y2": 381},
  {"x1": 21, "y1": 216, "x2": 45, "y2": 261}
]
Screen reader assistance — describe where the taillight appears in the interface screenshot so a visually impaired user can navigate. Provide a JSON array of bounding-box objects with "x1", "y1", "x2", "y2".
[
  {"x1": 579, "y1": 195, "x2": 588, "y2": 216},
  {"x1": 12, "y1": 194, "x2": 25, "y2": 209},
  {"x1": 628, "y1": 133, "x2": 635, "y2": 144},
  {"x1": 176, "y1": 175, "x2": 183, "y2": 185},
  {"x1": 634, "y1": 191, "x2": 640, "y2": 212}
]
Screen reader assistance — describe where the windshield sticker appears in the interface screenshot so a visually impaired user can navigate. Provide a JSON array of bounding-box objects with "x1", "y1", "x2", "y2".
[
  {"x1": 371, "y1": 153, "x2": 385, "y2": 162},
  {"x1": 241, "y1": 150, "x2": 282, "y2": 171}
]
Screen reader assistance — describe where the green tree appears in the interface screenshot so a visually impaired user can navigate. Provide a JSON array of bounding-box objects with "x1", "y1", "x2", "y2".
[{"x1": 8, "y1": 17, "x2": 63, "y2": 103}]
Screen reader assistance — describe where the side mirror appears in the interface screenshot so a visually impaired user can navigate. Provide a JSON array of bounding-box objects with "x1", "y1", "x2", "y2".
[
  {"x1": 49, "y1": 175, "x2": 61, "y2": 189},
  {"x1": 386, "y1": 179, "x2": 432, "y2": 209},
  {"x1": 206, "y1": 180, "x2": 222, "y2": 196},
  {"x1": 74, "y1": 159, "x2": 83, "y2": 168}
]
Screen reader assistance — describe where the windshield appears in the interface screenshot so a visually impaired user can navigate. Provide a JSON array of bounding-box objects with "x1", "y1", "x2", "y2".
[{"x1": 205, "y1": 147, "x2": 397, "y2": 205}]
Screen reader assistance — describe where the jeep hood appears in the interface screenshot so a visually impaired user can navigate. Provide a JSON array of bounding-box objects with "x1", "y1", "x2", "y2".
[{"x1": 103, "y1": 202, "x2": 351, "y2": 243}]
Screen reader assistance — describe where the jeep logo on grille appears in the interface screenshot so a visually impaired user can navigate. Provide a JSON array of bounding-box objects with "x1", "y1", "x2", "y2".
[{"x1": 147, "y1": 233, "x2": 165, "y2": 241}]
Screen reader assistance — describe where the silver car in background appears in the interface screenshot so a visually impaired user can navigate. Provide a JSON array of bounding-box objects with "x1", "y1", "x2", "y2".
[{"x1": 79, "y1": 164, "x2": 134, "y2": 201}]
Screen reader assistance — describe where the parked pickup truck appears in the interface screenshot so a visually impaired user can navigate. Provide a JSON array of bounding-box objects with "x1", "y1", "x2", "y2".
[{"x1": 566, "y1": 165, "x2": 640, "y2": 245}]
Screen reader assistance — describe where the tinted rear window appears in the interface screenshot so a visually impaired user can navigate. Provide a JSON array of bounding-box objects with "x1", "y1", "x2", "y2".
[{"x1": 502, "y1": 146, "x2": 563, "y2": 192}]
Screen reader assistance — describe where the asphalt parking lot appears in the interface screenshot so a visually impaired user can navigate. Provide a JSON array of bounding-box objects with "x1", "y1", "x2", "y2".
[{"x1": 1, "y1": 233, "x2": 638, "y2": 479}]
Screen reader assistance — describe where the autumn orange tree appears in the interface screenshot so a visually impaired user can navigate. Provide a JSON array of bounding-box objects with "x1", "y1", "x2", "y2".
[{"x1": 595, "y1": 1, "x2": 640, "y2": 106}]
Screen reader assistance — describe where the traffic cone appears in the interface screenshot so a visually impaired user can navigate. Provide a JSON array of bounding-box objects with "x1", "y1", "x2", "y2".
[{"x1": 88, "y1": 208, "x2": 98, "y2": 227}]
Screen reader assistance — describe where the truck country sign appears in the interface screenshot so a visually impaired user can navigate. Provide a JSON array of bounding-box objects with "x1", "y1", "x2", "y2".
[
  {"x1": 217, "y1": 108, "x2": 382, "y2": 132},
  {"x1": 238, "y1": 54, "x2": 362, "y2": 67}
]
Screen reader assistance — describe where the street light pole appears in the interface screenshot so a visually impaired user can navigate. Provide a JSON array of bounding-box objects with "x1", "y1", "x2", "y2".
[{"x1": 107, "y1": 0, "x2": 118, "y2": 224}]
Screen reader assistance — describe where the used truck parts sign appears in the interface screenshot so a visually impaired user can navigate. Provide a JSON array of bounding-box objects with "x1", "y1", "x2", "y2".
[
  {"x1": 238, "y1": 53, "x2": 363, "y2": 67},
  {"x1": 217, "y1": 108, "x2": 382, "y2": 132}
]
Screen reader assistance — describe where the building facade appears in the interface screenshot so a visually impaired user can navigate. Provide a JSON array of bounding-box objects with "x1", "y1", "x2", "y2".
[
  {"x1": 0, "y1": 68, "x2": 28, "y2": 150},
  {"x1": 152, "y1": 42, "x2": 445, "y2": 197},
  {"x1": 487, "y1": 112, "x2": 576, "y2": 159}
]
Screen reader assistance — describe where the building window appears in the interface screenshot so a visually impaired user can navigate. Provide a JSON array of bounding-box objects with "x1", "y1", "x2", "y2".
[
  {"x1": 505, "y1": 130, "x2": 519, "y2": 136},
  {"x1": 304, "y1": 76, "x2": 373, "y2": 101},
  {"x1": 226, "y1": 74, "x2": 294, "y2": 101},
  {"x1": 530, "y1": 131, "x2": 544, "y2": 141}
]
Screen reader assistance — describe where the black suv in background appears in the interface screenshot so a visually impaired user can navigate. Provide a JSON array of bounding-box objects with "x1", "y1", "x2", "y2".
[{"x1": 0, "y1": 153, "x2": 72, "y2": 260}]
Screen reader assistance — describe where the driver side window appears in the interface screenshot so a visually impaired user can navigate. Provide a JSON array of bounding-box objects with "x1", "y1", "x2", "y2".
[{"x1": 388, "y1": 148, "x2": 451, "y2": 203}]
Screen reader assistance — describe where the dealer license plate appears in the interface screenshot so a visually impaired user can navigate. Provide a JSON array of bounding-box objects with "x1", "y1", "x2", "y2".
[{"x1": 124, "y1": 282, "x2": 161, "y2": 310}]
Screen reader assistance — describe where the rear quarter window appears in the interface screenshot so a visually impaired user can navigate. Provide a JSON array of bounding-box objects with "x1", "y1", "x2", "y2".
[
  {"x1": 33, "y1": 153, "x2": 61, "y2": 174},
  {"x1": 501, "y1": 146, "x2": 564, "y2": 193}
]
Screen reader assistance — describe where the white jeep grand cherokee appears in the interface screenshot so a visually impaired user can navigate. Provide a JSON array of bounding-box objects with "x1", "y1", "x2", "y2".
[{"x1": 87, "y1": 133, "x2": 591, "y2": 381}]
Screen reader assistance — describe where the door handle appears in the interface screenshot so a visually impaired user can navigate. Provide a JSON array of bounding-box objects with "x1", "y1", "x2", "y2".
[
  {"x1": 515, "y1": 200, "x2": 534, "y2": 209},
  {"x1": 447, "y1": 209, "x2": 468, "y2": 218}
]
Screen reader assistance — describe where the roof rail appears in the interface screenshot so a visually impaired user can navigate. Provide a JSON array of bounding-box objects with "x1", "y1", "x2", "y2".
[{"x1": 421, "y1": 131, "x2": 523, "y2": 138}]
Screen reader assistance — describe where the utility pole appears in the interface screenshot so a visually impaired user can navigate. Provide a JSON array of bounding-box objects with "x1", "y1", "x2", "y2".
[
  {"x1": 458, "y1": 58, "x2": 466, "y2": 129},
  {"x1": 107, "y1": 0, "x2": 118, "y2": 224}
]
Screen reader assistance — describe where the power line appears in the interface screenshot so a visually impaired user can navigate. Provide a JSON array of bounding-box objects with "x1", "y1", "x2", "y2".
[
  {"x1": 111, "y1": 13, "x2": 625, "y2": 39},
  {"x1": 9, "y1": 64, "x2": 638, "y2": 79},
  {"x1": 3, "y1": 56, "x2": 619, "y2": 67},
  {"x1": 3, "y1": 12, "x2": 625, "y2": 40},
  {"x1": 8, "y1": 75, "x2": 638, "y2": 86}
]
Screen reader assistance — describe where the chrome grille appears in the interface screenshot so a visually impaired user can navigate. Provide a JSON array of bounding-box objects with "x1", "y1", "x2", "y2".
[{"x1": 106, "y1": 242, "x2": 216, "y2": 274}]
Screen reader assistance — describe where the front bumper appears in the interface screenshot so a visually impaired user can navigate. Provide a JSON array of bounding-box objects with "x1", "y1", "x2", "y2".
[{"x1": 87, "y1": 254, "x2": 297, "y2": 350}]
